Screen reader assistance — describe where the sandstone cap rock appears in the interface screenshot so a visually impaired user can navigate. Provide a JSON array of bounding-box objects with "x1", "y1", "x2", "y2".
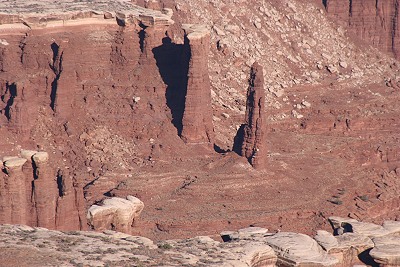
[
  {"x1": 4, "y1": 157, "x2": 27, "y2": 169},
  {"x1": 2, "y1": 156, "x2": 19, "y2": 162},
  {"x1": 20, "y1": 149, "x2": 38, "y2": 161},
  {"x1": 182, "y1": 24, "x2": 209, "y2": 40},
  {"x1": 32, "y1": 152, "x2": 49, "y2": 164}
]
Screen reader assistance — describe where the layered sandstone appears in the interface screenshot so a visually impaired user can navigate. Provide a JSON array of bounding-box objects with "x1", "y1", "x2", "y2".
[
  {"x1": 325, "y1": 0, "x2": 400, "y2": 58},
  {"x1": 3, "y1": 216, "x2": 400, "y2": 266},
  {"x1": 0, "y1": 150, "x2": 82, "y2": 230},
  {"x1": 370, "y1": 235, "x2": 400, "y2": 267},
  {"x1": 0, "y1": 1, "x2": 177, "y2": 231},
  {"x1": 236, "y1": 62, "x2": 266, "y2": 169},
  {"x1": 1, "y1": 158, "x2": 28, "y2": 224},
  {"x1": 180, "y1": 24, "x2": 214, "y2": 145}
]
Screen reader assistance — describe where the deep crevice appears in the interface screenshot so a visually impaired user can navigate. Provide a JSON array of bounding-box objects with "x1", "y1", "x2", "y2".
[
  {"x1": 139, "y1": 28, "x2": 146, "y2": 53},
  {"x1": 49, "y1": 42, "x2": 63, "y2": 111},
  {"x1": 153, "y1": 36, "x2": 190, "y2": 135},
  {"x1": 56, "y1": 170, "x2": 65, "y2": 197},
  {"x1": 4, "y1": 82, "x2": 17, "y2": 121},
  {"x1": 322, "y1": 0, "x2": 328, "y2": 9},
  {"x1": 392, "y1": 0, "x2": 399, "y2": 57},
  {"x1": 349, "y1": 0, "x2": 353, "y2": 16},
  {"x1": 233, "y1": 124, "x2": 245, "y2": 155}
]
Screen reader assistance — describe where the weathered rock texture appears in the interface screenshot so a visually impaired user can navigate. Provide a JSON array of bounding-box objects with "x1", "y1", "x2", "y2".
[
  {"x1": 180, "y1": 24, "x2": 214, "y2": 145},
  {"x1": 324, "y1": 0, "x2": 400, "y2": 59},
  {"x1": 0, "y1": 150, "x2": 82, "y2": 230},
  {"x1": 370, "y1": 235, "x2": 400, "y2": 267},
  {"x1": 2, "y1": 216, "x2": 400, "y2": 266},
  {"x1": 87, "y1": 196, "x2": 144, "y2": 233},
  {"x1": 0, "y1": 224, "x2": 277, "y2": 267},
  {"x1": 327, "y1": 216, "x2": 400, "y2": 267},
  {"x1": 236, "y1": 62, "x2": 266, "y2": 169},
  {"x1": 0, "y1": 1, "x2": 199, "y2": 232}
]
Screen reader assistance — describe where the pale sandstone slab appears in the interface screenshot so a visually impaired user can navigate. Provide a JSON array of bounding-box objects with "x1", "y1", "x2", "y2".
[
  {"x1": 265, "y1": 232, "x2": 339, "y2": 266},
  {"x1": 4, "y1": 157, "x2": 27, "y2": 169},
  {"x1": 32, "y1": 152, "x2": 49, "y2": 164},
  {"x1": 370, "y1": 236, "x2": 400, "y2": 266},
  {"x1": 382, "y1": 221, "x2": 400, "y2": 234},
  {"x1": 20, "y1": 150, "x2": 38, "y2": 161},
  {"x1": 2, "y1": 156, "x2": 19, "y2": 162}
]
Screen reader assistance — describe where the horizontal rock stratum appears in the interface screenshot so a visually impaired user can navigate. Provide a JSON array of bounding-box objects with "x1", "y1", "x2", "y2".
[
  {"x1": 0, "y1": 0, "x2": 174, "y2": 28},
  {"x1": 1, "y1": 217, "x2": 400, "y2": 266}
]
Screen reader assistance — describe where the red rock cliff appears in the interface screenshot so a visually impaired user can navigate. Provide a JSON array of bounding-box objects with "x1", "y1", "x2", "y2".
[
  {"x1": 0, "y1": 151, "x2": 82, "y2": 230},
  {"x1": 0, "y1": 3, "x2": 177, "y2": 231},
  {"x1": 325, "y1": 0, "x2": 400, "y2": 58}
]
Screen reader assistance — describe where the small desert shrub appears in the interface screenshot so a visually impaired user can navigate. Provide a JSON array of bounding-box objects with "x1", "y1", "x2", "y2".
[
  {"x1": 328, "y1": 198, "x2": 343, "y2": 205},
  {"x1": 158, "y1": 243, "x2": 172, "y2": 249}
]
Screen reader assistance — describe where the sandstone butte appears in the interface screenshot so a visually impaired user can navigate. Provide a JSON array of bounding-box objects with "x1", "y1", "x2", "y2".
[{"x1": 0, "y1": 0, "x2": 400, "y2": 266}]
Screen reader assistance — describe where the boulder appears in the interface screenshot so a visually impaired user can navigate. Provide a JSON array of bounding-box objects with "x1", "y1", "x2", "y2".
[{"x1": 87, "y1": 196, "x2": 144, "y2": 233}]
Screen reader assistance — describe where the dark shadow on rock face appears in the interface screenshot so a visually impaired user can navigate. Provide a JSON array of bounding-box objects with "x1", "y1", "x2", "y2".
[
  {"x1": 232, "y1": 124, "x2": 245, "y2": 155},
  {"x1": 358, "y1": 248, "x2": 379, "y2": 267},
  {"x1": 214, "y1": 144, "x2": 229, "y2": 154},
  {"x1": 4, "y1": 82, "x2": 17, "y2": 121},
  {"x1": 153, "y1": 37, "x2": 190, "y2": 135}
]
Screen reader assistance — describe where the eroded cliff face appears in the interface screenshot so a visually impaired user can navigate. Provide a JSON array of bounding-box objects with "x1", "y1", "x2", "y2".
[
  {"x1": 325, "y1": 0, "x2": 400, "y2": 58},
  {"x1": 0, "y1": 1, "x2": 217, "y2": 232},
  {"x1": 0, "y1": 151, "x2": 82, "y2": 230}
]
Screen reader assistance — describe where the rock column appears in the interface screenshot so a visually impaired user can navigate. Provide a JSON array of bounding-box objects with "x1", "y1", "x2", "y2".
[
  {"x1": 138, "y1": 13, "x2": 174, "y2": 63},
  {"x1": 2, "y1": 158, "x2": 28, "y2": 224},
  {"x1": 240, "y1": 62, "x2": 266, "y2": 169},
  {"x1": 55, "y1": 170, "x2": 82, "y2": 231},
  {"x1": 32, "y1": 152, "x2": 58, "y2": 229},
  {"x1": 180, "y1": 24, "x2": 214, "y2": 145}
]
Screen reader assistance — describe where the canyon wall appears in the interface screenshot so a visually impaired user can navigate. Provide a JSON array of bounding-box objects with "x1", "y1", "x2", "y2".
[
  {"x1": 0, "y1": 151, "x2": 82, "y2": 230},
  {"x1": 0, "y1": 2, "x2": 217, "y2": 232},
  {"x1": 324, "y1": 0, "x2": 400, "y2": 58}
]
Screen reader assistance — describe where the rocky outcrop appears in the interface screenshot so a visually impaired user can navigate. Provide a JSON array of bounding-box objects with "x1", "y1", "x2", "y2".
[
  {"x1": 180, "y1": 24, "x2": 214, "y2": 145},
  {"x1": 314, "y1": 230, "x2": 374, "y2": 266},
  {"x1": 370, "y1": 235, "x2": 400, "y2": 267},
  {"x1": 0, "y1": 150, "x2": 82, "y2": 230},
  {"x1": 87, "y1": 196, "x2": 144, "y2": 233},
  {"x1": 327, "y1": 216, "x2": 400, "y2": 267},
  {"x1": 265, "y1": 232, "x2": 339, "y2": 266},
  {"x1": 0, "y1": 1, "x2": 179, "y2": 232},
  {"x1": 325, "y1": 0, "x2": 400, "y2": 59},
  {"x1": 235, "y1": 62, "x2": 266, "y2": 169},
  {"x1": 2, "y1": 216, "x2": 400, "y2": 266}
]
